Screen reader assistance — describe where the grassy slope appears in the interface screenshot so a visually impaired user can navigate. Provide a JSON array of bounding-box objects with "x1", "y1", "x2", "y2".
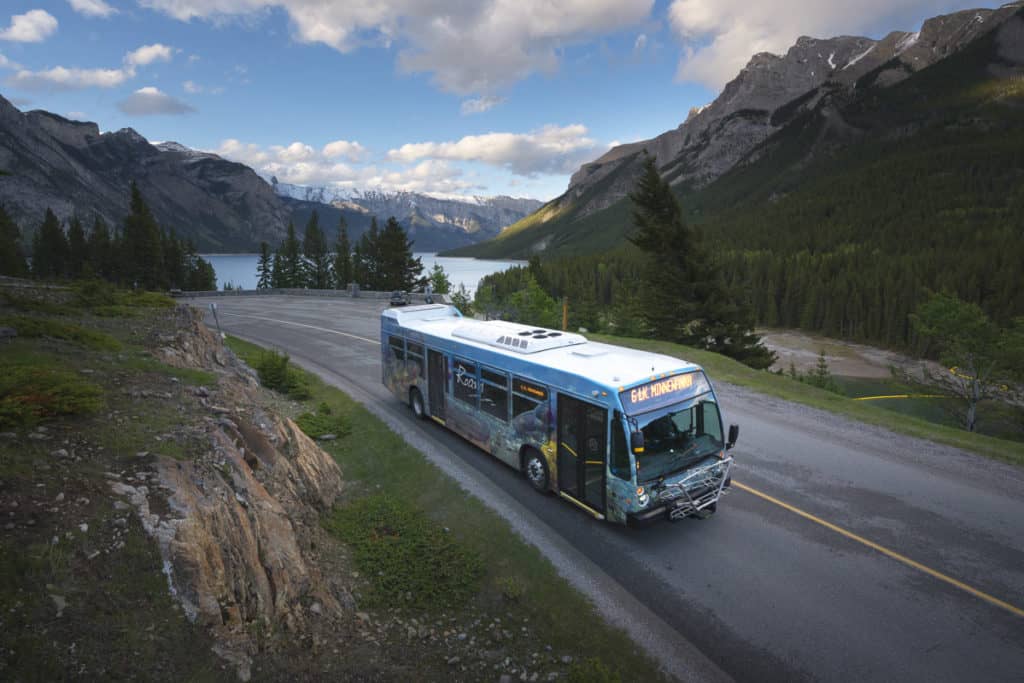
[
  {"x1": 226, "y1": 336, "x2": 666, "y2": 682},
  {"x1": 590, "y1": 333, "x2": 1024, "y2": 467}
]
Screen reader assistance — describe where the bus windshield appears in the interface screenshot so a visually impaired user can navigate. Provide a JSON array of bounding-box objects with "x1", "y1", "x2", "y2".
[{"x1": 635, "y1": 398, "x2": 724, "y2": 483}]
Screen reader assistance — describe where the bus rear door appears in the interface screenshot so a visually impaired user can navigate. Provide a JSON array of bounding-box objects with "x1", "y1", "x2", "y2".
[{"x1": 427, "y1": 349, "x2": 447, "y2": 422}]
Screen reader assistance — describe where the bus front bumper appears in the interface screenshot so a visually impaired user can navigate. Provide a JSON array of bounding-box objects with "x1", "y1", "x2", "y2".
[{"x1": 628, "y1": 457, "x2": 732, "y2": 525}]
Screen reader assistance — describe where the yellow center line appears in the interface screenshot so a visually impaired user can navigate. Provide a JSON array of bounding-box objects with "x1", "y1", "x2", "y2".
[
  {"x1": 733, "y1": 481, "x2": 1024, "y2": 619},
  {"x1": 217, "y1": 312, "x2": 381, "y2": 346},
  {"x1": 853, "y1": 394, "x2": 946, "y2": 401}
]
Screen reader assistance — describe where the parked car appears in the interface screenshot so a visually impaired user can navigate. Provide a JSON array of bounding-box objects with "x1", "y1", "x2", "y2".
[{"x1": 389, "y1": 290, "x2": 410, "y2": 306}]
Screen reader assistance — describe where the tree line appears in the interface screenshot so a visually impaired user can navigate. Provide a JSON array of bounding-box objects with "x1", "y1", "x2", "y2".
[
  {"x1": 256, "y1": 212, "x2": 424, "y2": 292},
  {"x1": 0, "y1": 183, "x2": 215, "y2": 291}
]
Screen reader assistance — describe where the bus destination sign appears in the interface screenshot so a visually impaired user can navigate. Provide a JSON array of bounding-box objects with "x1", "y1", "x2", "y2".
[{"x1": 620, "y1": 371, "x2": 710, "y2": 413}]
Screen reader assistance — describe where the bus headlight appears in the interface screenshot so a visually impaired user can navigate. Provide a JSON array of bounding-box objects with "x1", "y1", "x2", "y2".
[{"x1": 636, "y1": 486, "x2": 649, "y2": 507}]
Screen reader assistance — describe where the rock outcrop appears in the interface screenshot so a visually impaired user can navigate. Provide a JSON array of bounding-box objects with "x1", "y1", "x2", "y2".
[{"x1": 113, "y1": 308, "x2": 348, "y2": 680}]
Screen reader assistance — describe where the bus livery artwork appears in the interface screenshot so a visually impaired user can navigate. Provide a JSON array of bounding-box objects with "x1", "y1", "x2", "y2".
[{"x1": 381, "y1": 304, "x2": 737, "y2": 525}]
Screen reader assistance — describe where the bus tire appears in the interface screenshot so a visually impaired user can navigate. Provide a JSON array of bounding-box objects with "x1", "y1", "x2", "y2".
[
  {"x1": 409, "y1": 388, "x2": 426, "y2": 420},
  {"x1": 522, "y1": 448, "x2": 549, "y2": 493}
]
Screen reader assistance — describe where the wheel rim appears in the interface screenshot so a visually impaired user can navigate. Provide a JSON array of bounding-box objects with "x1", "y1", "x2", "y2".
[{"x1": 526, "y1": 457, "x2": 545, "y2": 487}]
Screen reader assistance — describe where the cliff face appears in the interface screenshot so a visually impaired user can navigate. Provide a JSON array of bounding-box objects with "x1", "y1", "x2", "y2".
[{"x1": 0, "y1": 99, "x2": 291, "y2": 251}]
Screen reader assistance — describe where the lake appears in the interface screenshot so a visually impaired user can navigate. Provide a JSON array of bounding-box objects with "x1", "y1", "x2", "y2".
[{"x1": 201, "y1": 253, "x2": 526, "y2": 297}]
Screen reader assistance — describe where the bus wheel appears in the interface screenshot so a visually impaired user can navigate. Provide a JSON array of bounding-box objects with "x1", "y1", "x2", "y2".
[
  {"x1": 523, "y1": 449, "x2": 549, "y2": 492},
  {"x1": 409, "y1": 388, "x2": 426, "y2": 420}
]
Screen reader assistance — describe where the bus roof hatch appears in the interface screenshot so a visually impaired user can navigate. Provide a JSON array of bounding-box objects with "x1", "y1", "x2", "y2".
[{"x1": 451, "y1": 321, "x2": 587, "y2": 354}]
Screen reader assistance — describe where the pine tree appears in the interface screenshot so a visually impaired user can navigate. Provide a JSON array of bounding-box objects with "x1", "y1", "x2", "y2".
[
  {"x1": 628, "y1": 155, "x2": 774, "y2": 368},
  {"x1": 0, "y1": 205, "x2": 28, "y2": 277},
  {"x1": 427, "y1": 263, "x2": 451, "y2": 295},
  {"x1": 163, "y1": 228, "x2": 185, "y2": 288},
  {"x1": 66, "y1": 216, "x2": 87, "y2": 280},
  {"x1": 256, "y1": 241, "x2": 273, "y2": 289},
  {"x1": 86, "y1": 216, "x2": 113, "y2": 280},
  {"x1": 356, "y1": 217, "x2": 381, "y2": 289},
  {"x1": 32, "y1": 209, "x2": 68, "y2": 280},
  {"x1": 278, "y1": 222, "x2": 302, "y2": 288},
  {"x1": 332, "y1": 217, "x2": 352, "y2": 289},
  {"x1": 301, "y1": 211, "x2": 332, "y2": 289},
  {"x1": 122, "y1": 183, "x2": 166, "y2": 290},
  {"x1": 377, "y1": 216, "x2": 423, "y2": 291},
  {"x1": 270, "y1": 250, "x2": 284, "y2": 288}
]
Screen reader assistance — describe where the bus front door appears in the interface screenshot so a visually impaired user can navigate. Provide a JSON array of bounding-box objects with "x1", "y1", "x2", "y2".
[
  {"x1": 427, "y1": 349, "x2": 447, "y2": 421},
  {"x1": 557, "y1": 394, "x2": 607, "y2": 514}
]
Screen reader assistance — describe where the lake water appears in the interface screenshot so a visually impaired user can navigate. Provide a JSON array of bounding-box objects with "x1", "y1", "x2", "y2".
[{"x1": 201, "y1": 253, "x2": 525, "y2": 297}]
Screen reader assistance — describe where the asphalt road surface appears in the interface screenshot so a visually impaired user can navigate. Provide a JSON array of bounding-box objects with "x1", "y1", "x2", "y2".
[{"x1": 194, "y1": 294, "x2": 1024, "y2": 682}]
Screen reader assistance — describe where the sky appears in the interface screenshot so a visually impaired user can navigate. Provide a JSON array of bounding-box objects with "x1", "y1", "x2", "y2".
[{"x1": 0, "y1": 0, "x2": 1003, "y2": 201}]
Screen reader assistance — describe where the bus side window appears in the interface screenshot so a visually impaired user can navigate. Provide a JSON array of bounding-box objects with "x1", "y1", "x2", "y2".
[
  {"x1": 388, "y1": 335, "x2": 405, "y2": 361},
  {"x1": 453, "y1": 358, "x2": 478, "y2": 407},
  {"x1": 610, "y1": 414, "x2": 631, "y2": 480},
  {"x1": 406, "y1": 341, "x2": 424, "y2": 381},
  {"x1": 480, "y1": 367, "x2": 509, "y2": 422}
]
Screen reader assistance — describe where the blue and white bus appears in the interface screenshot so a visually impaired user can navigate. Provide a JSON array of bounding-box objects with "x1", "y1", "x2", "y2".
[{"x1": 381, "y1": 304, "x2": 738, "y2": 525}]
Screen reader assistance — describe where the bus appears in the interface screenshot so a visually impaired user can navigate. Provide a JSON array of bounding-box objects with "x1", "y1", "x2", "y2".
[{"x1": 381, "y1": 304, "x2": 739, "y2": 525}]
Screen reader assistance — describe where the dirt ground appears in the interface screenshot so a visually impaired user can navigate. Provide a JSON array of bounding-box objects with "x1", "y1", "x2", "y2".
[{"x1": 758, "y1": 329, "x2": 922, "y2": 379}]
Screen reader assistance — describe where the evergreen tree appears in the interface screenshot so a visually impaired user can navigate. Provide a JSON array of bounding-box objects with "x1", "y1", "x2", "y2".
[
  {"x1": 31, "y1": 209, "x2": 68, "y2": 280},
  {"x1": 301, "y1": 211, "x2": 332, "y2": 289},
  {"x1": 182, "y1": 239, "x2": 216, "y2": 291},
  {"x1": 278, "y1": 222, "x2": 303, "y2": 288},
  {"x1": 122, "y1": 183, "x2": 166, "y2": 290},
  {"x1": 332, "y1": 217, "x2": 352, "y2": 289},
  {"x1": 163, "y1": 228, "x2": 185, "y2": 289},
  {"x1": 256, "y1": 241, "x2": 273, "y2": 289},
  {"x1": 628, "y1": 155, "x2": 774, "y2": 368},
  {"x1": 270, "y1": 250, "x2": 284, "y2": 288},
  {"x1": 66, "y1": 216, "x2": 87, "y2": 280},
  {"x1": 356, "y1": 217, "x2": 381, "y2": 288},
  {"x1": 86, "y1": 216, "x2": 113, "y2": 281},
  {"x1": 450, "y1": 283, "x2": 474, "y2": 316},
  {"x1": 0, "y1": 205, "x2": 28, "y2": 277},
  {"x1": 377, "y1": 216, "x2": 423, "y2": 291}
]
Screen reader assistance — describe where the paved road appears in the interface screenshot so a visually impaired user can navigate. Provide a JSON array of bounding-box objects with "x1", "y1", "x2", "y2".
[{"x1": 196, "y1": 295, "x2": 1024, "y2": 682}]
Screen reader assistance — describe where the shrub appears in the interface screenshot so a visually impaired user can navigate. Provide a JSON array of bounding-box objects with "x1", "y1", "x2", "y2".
[
  {"x1": 254, "y1": 349, "x2": 310, "y2": 400},
  {"x1": 295, "y1": 402, "x2": 351, "y2": 439},
  {"x1": 324, "y1": 495, "x2": 484, "y2": 610},
  {"x1": 0, "y1": 365, "x2": 104, "y2": 428}
]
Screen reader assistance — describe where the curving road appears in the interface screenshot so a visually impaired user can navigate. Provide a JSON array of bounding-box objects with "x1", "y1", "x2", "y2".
[{"x1": 194, "y1": 294, "x2": 1024, "y2": 682}]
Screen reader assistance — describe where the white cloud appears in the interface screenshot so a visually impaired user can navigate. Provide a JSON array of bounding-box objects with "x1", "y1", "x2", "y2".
[
  {"x1": 634, "y1": 33, "x2": 648, "y2": 52},
  {"x1": 0, "y1": 10, "x2": 58, "y2": 43},
  {"x1": 10, "y1": 65, "x2": 131, "y2": 90},
  {"x1": 387, "y1": 124, "x2": 601, "y2": 176},
  {"x1": 0, "y1": 51, "x2": 21, "y2": 70},
  {"x1": 125, "y1": 43, "x2": 175, "y2": 67},
  {"x1": 139, "y1": 0, "x2": 653, "y2": 94},
  {"x1": 214, "y1": 138, "x2": 472, "y2": 194},
  {"x1": 322, "y1": 139, "x2": 367, "y2": 161},
  {"x1": 68, "y1": 0, "x2": 118, "y2": 18},
  {"x1": 117, "y1": 86, "x2": 196, "y2": 115},
  {"x1": 668, "y1": 0, "x2": 948, "y2": 90},
  {"x1": 7, "y1": 43, "x2": 175, "y2": 91},
  {"x1": 460, "y1": 95, "x2": 504, "y2": 115},
  {"x1": 66, "y1": 111, "x2": 88, "y2": 120},
  {"x1": 183, "y1": 79, "x2": 201, "y2": 93}
]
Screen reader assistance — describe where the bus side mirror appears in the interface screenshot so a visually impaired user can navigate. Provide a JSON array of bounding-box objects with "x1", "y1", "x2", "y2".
[
  {"x1": 727, "y1": 424, "x2": 739, "y2": 450},
  {"x1": 630, "y1": 431, "x2": 645, "y2": 455}
]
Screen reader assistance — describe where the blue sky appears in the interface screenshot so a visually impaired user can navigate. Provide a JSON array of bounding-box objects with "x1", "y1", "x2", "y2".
[{"x1": 0, "y1": 0, "x2": 1001, "y2": 200}]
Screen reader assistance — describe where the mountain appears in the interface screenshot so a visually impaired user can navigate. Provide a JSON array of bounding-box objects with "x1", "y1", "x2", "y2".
[
  {"x1": 0, "y1": 96, "x2": 541, "y2": 253},
  {"x1": 271, "y1": 180, "x2": 541, "y2": 252},
  {"x1": 450, "y1": 2, "x2": 1024, "y2": 259},
  {"x1": 0, "y1": 96, "x2": 291, "y2": 251}
]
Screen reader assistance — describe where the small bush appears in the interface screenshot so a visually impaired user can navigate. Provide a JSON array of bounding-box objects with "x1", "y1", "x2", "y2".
[
  {"x1": 295, "y1": 402, "x2": 351, "y2": 439},
  {"x1": 73, "y1": 280, "x2": 118, "y2": 308},
  {"x1": 0, "y1": 316, "x2": 122, "y2": 351},
  {"x1": 254, "y1": 349, "x2": 310, "y2": 400},
  {"x1": 0, "y1": 365, "x2": 104, "y2": 428},
  {"x1": 324, "y1": 495, "x2": 484, "y2": 610},
  {"x1": 567, "y1": 658, "x2": 622, "y2": 683},
  {"x1": 496, "y1": 575, "x2": 526, "y2": 603},
  {"x1": 0, "y1": 291, "x2": 72, "y2": 315}
]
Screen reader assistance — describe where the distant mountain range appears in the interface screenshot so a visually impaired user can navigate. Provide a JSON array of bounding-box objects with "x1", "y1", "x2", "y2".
[
  {"x1": 450, "y1": 1, "x2": 1024, "y2": 258},
  {"x1": 0, "y1": 99, "x2": 540, "y2": 253}
]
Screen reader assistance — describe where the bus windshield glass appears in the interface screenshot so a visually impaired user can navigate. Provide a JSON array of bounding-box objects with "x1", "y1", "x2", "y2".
[{"x1": 635, "y1": 398, "x2": 724, "y2": 483}]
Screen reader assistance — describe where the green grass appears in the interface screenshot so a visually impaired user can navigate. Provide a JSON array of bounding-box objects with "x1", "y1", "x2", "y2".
[
  {"x1": 324, "y1": 495, "x2": 485, "y2": 610},
  {"x1": 591, "y1": 333, "x2": 1024, "y2": 467},
  {"x1": 117, "y1": 351, "x2": 218, "y2": 386},
  {"x1": 0, "y1": 315, "x2": 122, "y2": 351},
  {"x1": 295, "y1": 402, "x2": 351, "y2": 439},
  {"x1": 0, "y1": 362, "x2": 104, "y2": 429},
  {"x1": 225, "y1": 335, "x2": 662, "y2": 681}
]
